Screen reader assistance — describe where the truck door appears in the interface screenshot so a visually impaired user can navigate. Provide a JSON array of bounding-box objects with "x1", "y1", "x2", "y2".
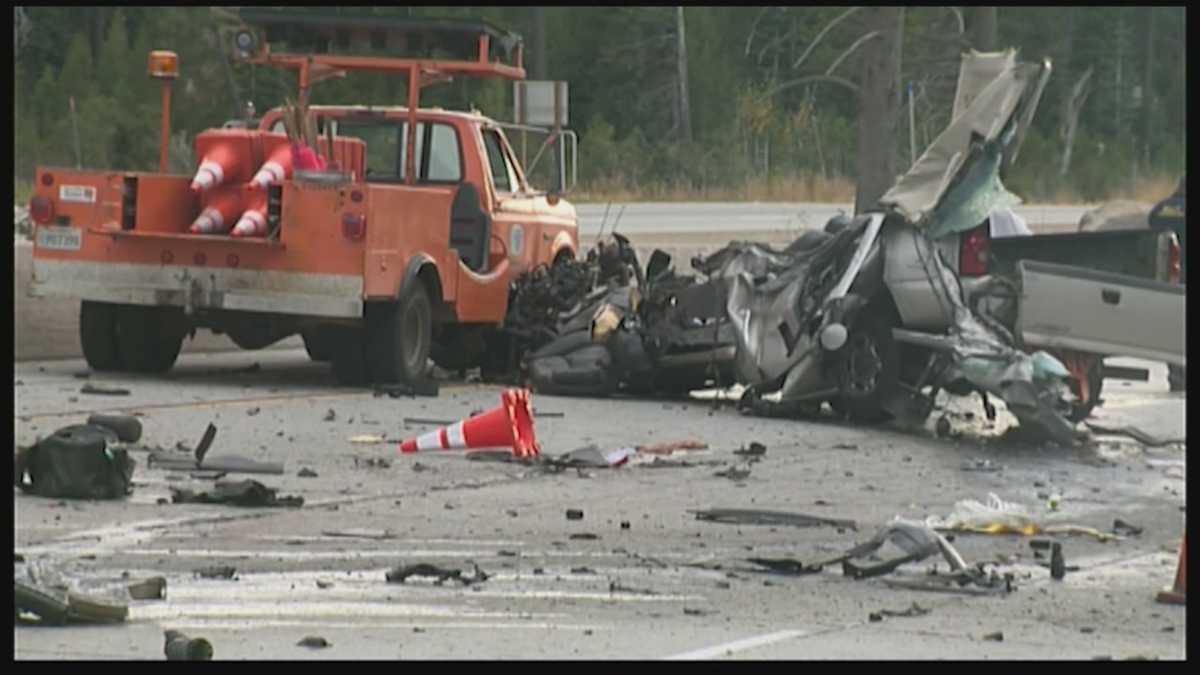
[
  {"x1": 481, "y1": 127, "x2": 539, "y2": 273},
  {"x1": 1017, "y1": 260, "x2": 1186, "y2": 367}
]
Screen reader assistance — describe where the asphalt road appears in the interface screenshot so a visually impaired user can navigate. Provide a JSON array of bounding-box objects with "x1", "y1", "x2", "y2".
[{"x1": 13, "y1": 349, "x2": 1185, "y2": 660}]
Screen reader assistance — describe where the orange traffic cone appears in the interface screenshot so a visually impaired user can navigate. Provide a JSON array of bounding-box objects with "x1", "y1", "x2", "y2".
[
  {"x1": 1156, "y1": 536, "x2": 1186, "y2": 605},
  {"x1": 230, "y1": 189, "x2": 269, "y2": 238},
  {"x1": 190, "y1": 130, "x2": 257, "y2": 194},
  {"x1": 249, "y1": 142, "x2": 293, "y2": 189},
  {"x1": 189, "y1": 185, "x2": 244, "y2": 234},
  {"x1": 399, "y1": 389, "x2": 540, "y2": 458}
]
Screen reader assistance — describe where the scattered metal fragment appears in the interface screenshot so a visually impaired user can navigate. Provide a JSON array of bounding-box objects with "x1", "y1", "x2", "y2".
[
  {"x1": 126, "y1": 577, "x2": 167, "y2": 600},
  {"x1": 404, "y1": 417, "x2": 456, "y2": 426},
  {"x1": 79, "y1": 383, "x2": 130, "y2": 396},
  {"x1": 322, "y1": 529, "x2": 396, "y2": 541},
  {"x1": 189, "y1": 471, "x2": 227, "y2": 481},
  {"x1": 193, "y1": 566, "x2": 237, "y2": 580},
  {"x1": 620, "y1": 521, "x2": 631, "y2": 530},
  {"x1": 691, "y1": 508, "x2": 856, "y2": 531},
  {"x1": 316, "y1": 580, "x2": 334, "y2": 589},
  {"x1": 247, "y1": 407, "x2": 261, "y2": 416},
  {"x1": 164, "y1": 630, "x2": 214, "y2": 660},
  {"x1": 873, "y1": 602, "x2": 931, "y2": 619},
  {"x1": 297, "y1": 467, "x2": 318, "y2": 478},
  {"x1": 86, "y1": 414, "x2": 142, "y2": 443},
  {"x1": 497, "y1": 550, "x2": 518, "y2": 557},
  {"x1": 733, "y1": 442, "x2": 767, "y2": 458},
  {"x1": 385, "y1": 563, "x2": 489, "y2": 586},
  {"x1": 353, "y1": 457, "x2": 391, "y2": 469},
  {"x1": 566, "y1": 509, "x2": 584, "y2": 521},
  {"x1": 1050, "y1": 543, "x2": 1066, "y2": 580},
  {"x1": 534, "y1": 411, "x2": 565, "y2": 418},
  {"x1": 982, "y1": 631, "x2": 1004, "y2": 642},
  {"x1": 609, "y1": 581, "x2": 658, "y2": 595},
  {"x1": 1112, "y1": 519, "x2": 1143, "y2": 536},
  {"x1": 713, "y1": 465, "x2": 751, "y2": 480},
  {"x1": 543, "y1": 445, "x2": 635, "y2": 469},
  {"x1": 746, "y1": 558, "x2": 823, "y2": 576},
  {"x1": 323, "y1": 409, "x2": 336, "y2": 422},
  {"x1": 171, "y1": 480, "x2": 303, "y2": 508},
  {"x1": 637, "y1": 440, "x2": 708, "y2": 455},
  {"x1": 832, "y1": 443, "x2": 858, "y2": 450},
  {"x1": 569, "y1": 533, "x2": 600, "y2": 541},
  {"x1": 194, "y1": 423, "x2": 218, "y2": 465},
  {"x1": 570, "y1": 566, "x2": 596, "y2": 574},
  {"x1": 297, "y1": 636, "x2": 331, "y2": 649},
  {"x1": 683, "y1": 607, "x2": 714, "y2": 616}
]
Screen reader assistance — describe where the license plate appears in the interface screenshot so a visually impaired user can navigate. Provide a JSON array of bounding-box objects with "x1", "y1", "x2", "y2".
[
  {"x1": 59, "y1": 184, "x2": 97, "y2": 203},
  {"x1": 35, "y1": 226, "x2": 82, "y2": 251}
]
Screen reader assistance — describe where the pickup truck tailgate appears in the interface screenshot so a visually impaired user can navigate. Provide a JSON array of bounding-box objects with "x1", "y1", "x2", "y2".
[{"x1": 1017, "y1": 260, "x2": 1185, "y2": 367}]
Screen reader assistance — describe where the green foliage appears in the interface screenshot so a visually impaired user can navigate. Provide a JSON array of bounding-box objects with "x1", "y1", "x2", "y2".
[{"x1": 10, "y1": 7, "x2": 1187, "y2": 202}]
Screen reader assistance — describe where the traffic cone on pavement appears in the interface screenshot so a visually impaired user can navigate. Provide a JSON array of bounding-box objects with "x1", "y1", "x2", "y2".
[
  {"x1": 1156, "y1": 536, "x2": 1186, "y2": 605},
  {"x1": 398, "y1": 389, "x2": 540, "y2": 458},
  {"x1": 189, "y1": 185, "x2": 244, "y2": 234},
  {"x1": 249, "y1": 142, "x2": 294, "y2": 189},
  {"x1": 230, "y1": 189, "x2": 269, "y2": 237}
]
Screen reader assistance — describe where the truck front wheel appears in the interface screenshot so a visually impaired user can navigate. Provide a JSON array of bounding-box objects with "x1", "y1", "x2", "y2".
[
  {"x1": 80, "y1": 301, "x2": 121, "y2": 371},
  {"x1": 114, "y1": 305, "x2": 186, "y2": 373},
  {"x1": 366, "y1": 282, "x2": 433, "y2": 385}
]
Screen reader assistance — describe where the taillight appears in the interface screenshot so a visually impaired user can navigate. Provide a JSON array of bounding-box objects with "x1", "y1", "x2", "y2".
[
  {"x1": 342, "y1": 213, "x2": 366, "y2": 240},
  {"x1": 1167, "y1": 234, "x2": 1182, "y2": 284},
  {"x1": 40, "y1": 172, "x2": 55, "y2": 187},
  {"x1": 959, "y1": 223, "x2": 990, "y2": 276},
  {"x1": 30, "y1": 196, "x2": 54, "y2": 224}
]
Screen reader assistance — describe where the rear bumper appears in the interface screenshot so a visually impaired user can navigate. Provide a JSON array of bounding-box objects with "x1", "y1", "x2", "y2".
[{"x1": 30, "y1": 258, "x2": 363, "y2": 319}]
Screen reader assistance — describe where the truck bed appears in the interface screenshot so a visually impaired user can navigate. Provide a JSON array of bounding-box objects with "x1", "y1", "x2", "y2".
[{"x1": 990, "y1": 228, "x2": 1172, "y2": 282}]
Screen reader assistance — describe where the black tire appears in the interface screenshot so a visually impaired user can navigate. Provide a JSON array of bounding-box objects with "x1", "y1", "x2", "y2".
[
  {"x1": 365, "y1": 282, "x2": 433, "y2": 385},
  {"x1": 114, "y1": 305, "x2": 186, "y2": 374},
  {"x1": 302, "y1": 327, "x2": 336, "y2": 363},
  {"x1": 80, "y1": 301, "x2": 121, "y2": 371},
  {"x1": 830, "y1": 303, "x2": 900, "y2": 423},
  {"x1": 330, "y1": 327, "x2": 368, "y2": 386}
]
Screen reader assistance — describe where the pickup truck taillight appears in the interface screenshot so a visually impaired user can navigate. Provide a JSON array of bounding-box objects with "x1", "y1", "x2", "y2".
[
  {"x1": 959, "y1": 223, "x2": 990, "y2": 276},
  {"x1": 1167, "y1": 234, "x2": 1182, "y2": 284},
  {"x1": 29, "y1": 196, "x2": 54, "y2": 225}
]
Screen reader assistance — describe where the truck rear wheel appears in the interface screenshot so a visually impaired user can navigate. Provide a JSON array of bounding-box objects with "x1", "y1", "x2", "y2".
[
  {"x1": 80, "y1": 301, "x2": 121, "y2": 371},
  {"x1": 830, "y1": 302, "x2": 900, "y2": 423},
  {"x1": 366, "y1": 282, "x2": 433, "y2": 385},
  {"x1": 115, "y1": 306, "x2": 186, "y2": 374}
]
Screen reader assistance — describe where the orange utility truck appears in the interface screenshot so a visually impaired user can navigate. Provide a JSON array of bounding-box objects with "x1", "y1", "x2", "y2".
[{"x1": 27, "y1": 10, "x2": 578, "y2": 385}]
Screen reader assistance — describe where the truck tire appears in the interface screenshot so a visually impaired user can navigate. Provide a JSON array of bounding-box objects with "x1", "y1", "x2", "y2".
[
  {"x1": 365, "y1": 282, "x2": 433, "y2": 385},
  {"x1": 114, "y1": 305, "x2": 186, "y2": 374},
  {"x1": 80, "y1": 301, "x2": 121, "y2": 371},
  {"x1": 302, "y1": 328, "x2": 336, "y2": 363},
  {"x1": 330, "y1": 327, "x2": 368, "y2": 386},
  {"x1": 830, "y1": 303, "x2": 900, "y2": 424}
]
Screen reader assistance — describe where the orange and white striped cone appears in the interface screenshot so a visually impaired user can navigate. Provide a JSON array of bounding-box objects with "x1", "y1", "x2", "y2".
[
  {"x1": 249, "y1": 143, "x2": 294, "y2": 190},
  {"x1": 189, "y1": 186, "x2": 243, "y2": 234},
  {"x1": 1156, "y1": 535, "x2": 1186, "y2": 605},
  {"x1": 398, "y1": 389, "x2": 540, "y2": 459},
  {"x1": 230, "y1": 190, "x2": 268, "y2": 238},
  {"x1": 190, "y1": 143, "x2": 244, "y2": 194}
]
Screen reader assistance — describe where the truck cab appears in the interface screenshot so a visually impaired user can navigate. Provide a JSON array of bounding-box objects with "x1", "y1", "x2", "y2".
[{"x1": 26, "y1": 12, "x2": 578, "y2": 386}]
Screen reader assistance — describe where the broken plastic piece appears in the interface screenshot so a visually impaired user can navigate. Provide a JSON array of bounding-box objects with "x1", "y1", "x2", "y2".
[
  {"x1": 79, "y1": 383, "x2": 130, "y2": 396},
  {"x1": 692, "y1": 508, "x2": 856, "y2": 531},
  {"x1": 164, "y1": 630, "x2": 214, "y2": 660}
]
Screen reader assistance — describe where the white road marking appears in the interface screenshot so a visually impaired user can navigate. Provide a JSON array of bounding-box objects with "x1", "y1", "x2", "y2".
[{"x1": 663, "y1": 629, "x2": 811, "y2": 660}]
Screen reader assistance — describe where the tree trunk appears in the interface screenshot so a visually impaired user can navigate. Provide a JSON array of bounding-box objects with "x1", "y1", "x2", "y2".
[
  {"x1": 532, "y1": 7, "x2": 548, "y2": 80},
  {"x1": 853, "y1": 7, "x2": 904, "y2": 214},
  {"x1": 1141, "y1": 7, "x2": 1156, "y2": 167},
  {"x1": 968, "y1": 7, "x2": 997, "y2": 52},
  {"x1": 1059, "y1": 66, "x2": 1094, "y2": 177},
  {"x1": 675, "y1": 6, "x2": 693, "y2": 143}
]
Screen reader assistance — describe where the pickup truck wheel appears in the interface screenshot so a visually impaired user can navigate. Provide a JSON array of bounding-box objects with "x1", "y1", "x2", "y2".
[
  {"x1": 330, "y1": 328, "x2": 368, "y2": 386},
  {"x1": 830, "y1": 306, "x2": 899, "y2": 423},
  {"x1": 114, "y1": 306, "x2": 185, "y2": 374},
  {"x1": 366, "y1": 282, "x2": 433, "y2": 385},
  {"x1": 80, "y1": 301, "x2": 121, "y2": 371},
  {"x1": 302, "y1": 328, "x2": 336, "y2": 363}
]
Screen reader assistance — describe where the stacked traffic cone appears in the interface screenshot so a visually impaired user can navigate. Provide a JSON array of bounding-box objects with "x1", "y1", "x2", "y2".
[
  {"x1": 189, "y1": 185, "x2": 244, "y2": 234},
  {"x1": 190, "y1": 130, "x2": 258, "y2": 194},
  {"x1": 230, "y1": 189, "x2": 269, "y2": 238},
  {"x1": 398, "y1": 389, "x2": 540, "y2": 458},
  {"x1": 249, "y1": 142, "x2": 294, "y2": 190},
  {"x1": 1156, "y1": 536, "x2": 1186, "y2": 605}
]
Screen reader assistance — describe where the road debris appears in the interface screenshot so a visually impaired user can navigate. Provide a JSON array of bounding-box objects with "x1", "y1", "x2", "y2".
[
  {"x1": 1050, "y1": 543, "x2": 1067, "y2": 580},
  {"x1": 746, "y1": 557, "x2": 823, "y2": 576},
  {"x1": 569, "y1": 533, "x2": 600, "y2": 541},
  {"x1": 150, "y1": 450, "x2": 284, "y2": 475},
  {"x1": 193, "y1": 565, "x2": 237, "y2": 579},
  {"x1": 733, "y1": 441, "x2": 767, "y2": 458},
  {"x1": 353, "y1": 457, "x2": 391, "y2": 469},
  {"x1": 981, "y1": 631, "x2": 1004, "y2": 642},
  {"x1": 385, "y1": 562, "x2": 489, "y2": 586},
  {"x1": 15, "y1": 424, "x2": 136, "y2": 500},
  {"x1": 404, "y1": 417, "x2": 457, "y2": 426},
  {"x1": 297, "y1": 467, "x2": 318, "y2": 478},
  {"x1": 86, "y1": 413, "x2": 142, "y2": 443},
  {"x1": 79, "y1": 383, "x2": 131, "y2": 396},
  {"x1": 691, "y1": 508, "x2": 856, "y2": 531},
  {"x1": 683, "y1": 607, "x2": 714, "y2": 616},
  {"x1": 297, "y1": 636, "x2": 332, "y2": 649},
  {"x1": 609, "y1": 581, "x2": 658, "y2": 595},
  {"x1": 373, "y1": 381, "x2": 440, "y2": 398},
  {"x1": 1112, "y1": 519, "x2": 1144, "y2": 537},
  {"x1": 916, "y1": 493, "x2": 1119, "y2": 541},
  {"x1": 961, "y1": 459, "x2": 1002, "y2": 473},
  {"x1": 15, "y1": 580, "x2": 128, "y2": 625},
  {"x1": 171, "y1": 480, "x2": 303, "y2": 508},
  {"x1": 247, "y1": 407, "x2": 261, "y2": 416},
  {"x1": 1084, "y1": 421, "x2": 1184, "y2": 447},
  {"x1": 126, "y1": 576, "x2": 167, "y2": 600},
  {"x1": 636, "y1": 440, "x2": 708, "y2": 455},
  {"x1": 872, "y1": 602, "x2": 931, "y2": 620},
  {"x1": 713, "y1": 465, "x2": 751, "y2": 480},
  {"x1": 323, "y1": 409, "x2": 337, "y2": 421},
  {"x1": 164, "y1": 630, "x2": 214, "y2": 660},
  {"x1": 322, "y1": 529, "x2": 397, "y2": 540},
  {"x1": 832, "y1": 443, "x2": 858, "y2": 450},
  {"x1": 566, "y1": 509, "x2": 584, "y2": 521},
  {"x1": 542, "y1": 445, "x2": 636, "y2": 469},
  {"x1": 315, "y1": 580, "x2": 334, "y2": 589},
  {"x1": 349, "y1": 434, "x2": 386, "y2": 444}
]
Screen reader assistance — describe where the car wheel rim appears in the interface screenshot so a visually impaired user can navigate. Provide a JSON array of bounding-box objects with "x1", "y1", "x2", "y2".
[{"x1": 845, "y1": 333, "x2": 882, "y2": 395}]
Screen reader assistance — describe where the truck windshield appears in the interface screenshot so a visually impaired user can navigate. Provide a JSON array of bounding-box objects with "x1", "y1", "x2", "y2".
[{"x1": 326, "y1": 120, "x2": 463, "y2": 184}]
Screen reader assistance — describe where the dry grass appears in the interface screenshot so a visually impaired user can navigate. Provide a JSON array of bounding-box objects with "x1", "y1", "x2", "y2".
[{"x1": 574, "y1": 172, "x2": 856, "y2": 203}]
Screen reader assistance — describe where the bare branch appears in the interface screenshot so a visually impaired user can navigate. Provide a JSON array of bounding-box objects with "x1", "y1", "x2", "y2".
[
  {"x1": 825, "y1": 30, "x2": 880, "y2": 77},
  {"x1": 744, "y1": 7, "x2": 774, "y2": 57},
  {"x1": 756, "y1": 20, "x2": 805, "y2": 66},
  {"x1": 767, "y1": 74, "x2": 860, "y2": 99},
  {"x1": 945, "y1": 7, "x2": 965, "y2": 35},
  {"x1": 791, "y1": 6, "x2": 860, "y2": 70}
]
